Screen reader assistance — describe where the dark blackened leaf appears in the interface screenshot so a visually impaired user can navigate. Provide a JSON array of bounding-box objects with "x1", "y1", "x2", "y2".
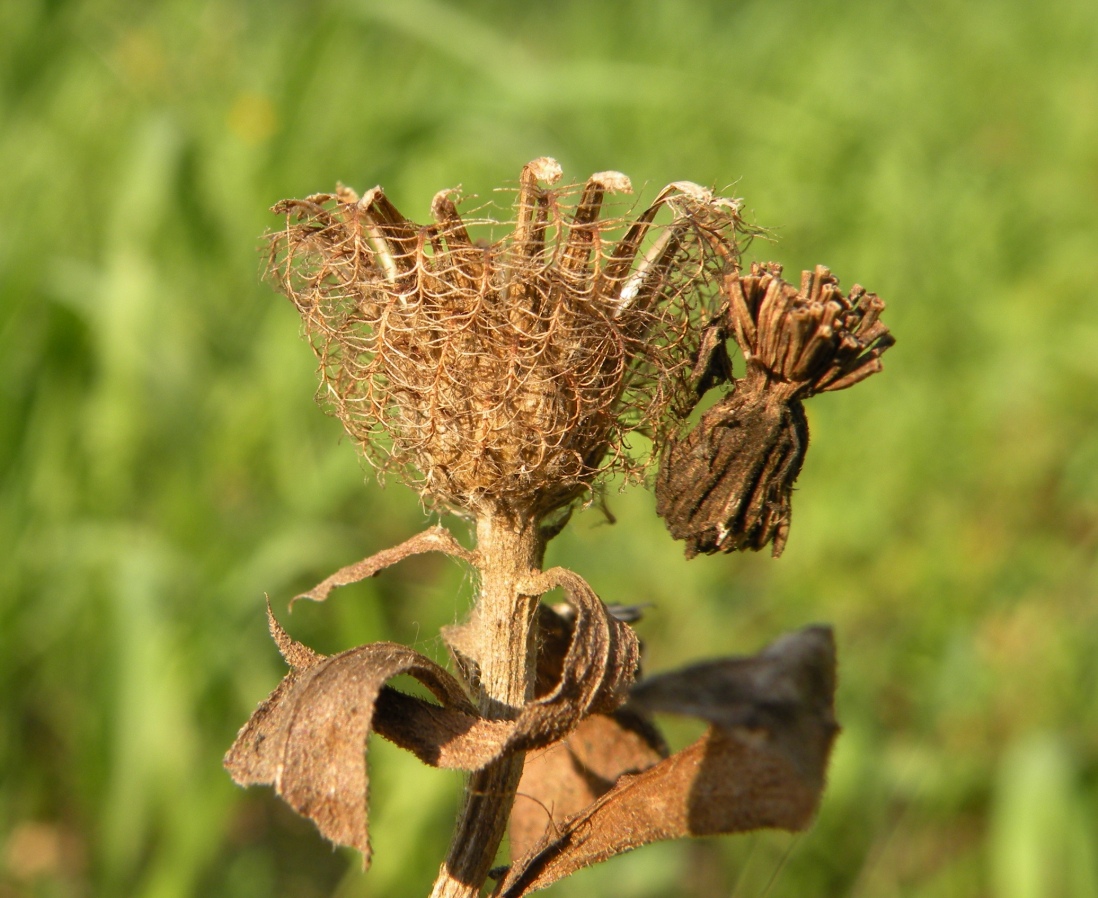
[
  {"x1": 629, "y1": 625, "x2": 838, "y2": 783},
  {"x1": 498, "y1": 627, "x2": 838, "y2": 897}
]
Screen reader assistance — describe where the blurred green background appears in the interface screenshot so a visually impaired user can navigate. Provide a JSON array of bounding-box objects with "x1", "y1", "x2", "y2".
[{"x1": 3, "y1": 0, "x2": 1097, "y2": 896}]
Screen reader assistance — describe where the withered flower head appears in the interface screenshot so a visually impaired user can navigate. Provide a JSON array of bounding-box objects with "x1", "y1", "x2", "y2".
[
  {"x1": 268, "y1": 158, "x2": 750, "y2": 518},
  {"x1": 728, "y1": 262, "x2": 894, "y2": 400},
  {"x1": 657, "y1": 263, "x2": 894, "y2": 558}
]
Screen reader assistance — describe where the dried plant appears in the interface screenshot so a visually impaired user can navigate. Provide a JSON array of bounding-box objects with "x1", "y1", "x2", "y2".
[{"x1": 225, "y1": 159, "x2": 892, "y2": 897}]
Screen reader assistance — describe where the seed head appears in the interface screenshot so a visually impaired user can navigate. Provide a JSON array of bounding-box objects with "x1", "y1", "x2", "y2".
[{"x1": 268, "y1": 159, "x2": 751, "y2": 519}]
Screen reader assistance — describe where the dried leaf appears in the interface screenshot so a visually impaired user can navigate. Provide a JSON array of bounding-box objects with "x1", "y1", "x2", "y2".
[
  {"x1": 629, "y1": 625, "x2": 837, "y2": 782},
  {"x1": 510, "y1": 602, "x2": 664, "y2": 857},
  {"x1": 225, "y1": 567, "x2": 640, "y2": 865},
  {"x1": 497, "y1": 626, "x2": 838, "y2": 897},
  {"x1": 511, "y1": 567, "x2": 641, "y2": 741},
  {"x1": 224, "y1": 608, "x2": 486, "y2": 864},
  {"x1": 509, "y1": 710, "x2": 667, "y2": 860},
  {"x1": 293, "y1": 525, "x2": 473, "y2": 605}
]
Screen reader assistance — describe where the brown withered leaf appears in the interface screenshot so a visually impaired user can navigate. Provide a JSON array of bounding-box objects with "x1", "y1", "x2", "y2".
[
  {"x1": 292, "y1": 525, "x2": 473, "y2": 605},
  {"x1": 225, "y1": 568, "x2": 640, "y2": 865},
  {"x1": 513, "y1": 568, "x2": 641, "y2": 740},
  {"x1": 224, "y1": 606, "x2": 495, "y2": 864},
  {"x1": 509, "y1": 709, "x2": 668, "y2": 860},
  {"x1": 375, "y1": 570, "x2": 641, "y2": 764},
  {"x1": 532, "y1": 603, "x2": 575, "y2": 698},
  {"x1": 497, "y1": 626, "x2": 838, "y2": 897},
  {"x1": 510, "y1": 602, "x2": 665, "y2": 858},
  {"x1": 445, "y1": 567, "x2": 642, "y2": 747}
]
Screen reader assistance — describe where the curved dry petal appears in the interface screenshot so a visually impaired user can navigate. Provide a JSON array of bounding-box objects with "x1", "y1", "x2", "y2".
[
  {"x1": 383, "y1": 566, "x2": 642, "y2": 765},
  {"x1": 511, "y1": 567, "x2": 641, "y2": 738},
  {"x1": 629, "y1": 625, "x2": 837, "y2": 780}
]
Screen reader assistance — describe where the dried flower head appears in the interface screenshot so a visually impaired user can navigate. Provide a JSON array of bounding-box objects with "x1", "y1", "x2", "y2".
[
  {"x1": 657, "y1": 263, "x2": 894, "y2": 557},
  {"x1": 728, "y1": 262, "x2": 894, "y2": 399},
  {"x1": 268, "y1": 158, "x2": 752, "y2": 518}
]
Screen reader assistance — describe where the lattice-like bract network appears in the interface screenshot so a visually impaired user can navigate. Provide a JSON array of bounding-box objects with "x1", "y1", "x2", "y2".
[{"x1": 268, "y1": 157, "x2": 752, "y2": 516}]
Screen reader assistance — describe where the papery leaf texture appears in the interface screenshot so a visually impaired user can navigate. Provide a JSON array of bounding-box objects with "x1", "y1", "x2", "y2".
[
  {"x1": 224, "y1": 567, "x2": 640, "y2": 865},
  {"x1": 498, "y1": 626, "x2": 838, "y2": 896},
  {"x1": 509, "y1": 709, "x2": 668, "y2": 860}
]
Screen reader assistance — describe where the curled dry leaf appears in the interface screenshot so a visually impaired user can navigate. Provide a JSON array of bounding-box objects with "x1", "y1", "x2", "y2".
[
  {"x1": 657, "y1": 263, "x2": 893, "y2": 558},
  {"x1": 510, "y1": 603, "x2": 667, "y2": 859},
  {"x1": 497, "y1": 626, "x2": 838, "y2": 897},
  {"x1": 224, "y1": 607, "x2": 487, "y2": 864},
  {"x1": 514, "y1": 568, "x2": 642, "y2": 735},
  {"x1": 444, "y1": 567, "x2": 641, "y2": 745},
  {"x1": 509, "y1": 710, "x2": 668, "y2": 861},
  {"x1": 224, "y1": 569, "x2": 640, "y2": 865},
  {"x1": 293, "y1": 525, "x2": 474, "y2": 605}
]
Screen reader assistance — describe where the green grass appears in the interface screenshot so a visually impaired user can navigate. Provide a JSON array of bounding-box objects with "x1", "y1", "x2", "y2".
[{"x1": 2, "y1": 0, "x2": 1097, "y2": 895}]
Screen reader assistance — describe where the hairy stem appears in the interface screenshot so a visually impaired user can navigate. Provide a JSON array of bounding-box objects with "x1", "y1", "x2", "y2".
[{"x1": 429, "y1": 510, "x2": 546, "y2": 898}]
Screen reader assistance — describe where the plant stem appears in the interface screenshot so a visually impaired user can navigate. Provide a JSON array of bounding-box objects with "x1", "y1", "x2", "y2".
[{"x1": 429, "y1": 510, "x2": 545, "y2": 898}]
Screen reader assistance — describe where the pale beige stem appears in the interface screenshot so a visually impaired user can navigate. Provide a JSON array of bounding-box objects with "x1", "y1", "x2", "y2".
[{"x1": 429, "y1": 510, "x2": 546, "y2": 898}]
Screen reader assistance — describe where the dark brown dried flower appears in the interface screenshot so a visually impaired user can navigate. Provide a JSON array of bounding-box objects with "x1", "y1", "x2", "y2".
[
  {"x1": 656, "y1": 389, "x2": 808, "y2": 557},
  {"x1": 728, "y1": 262, "x2": 894, "y2": 399},
  {"x1": 268, "y1": 158, "x2": 751, "y2": 518},
  {"x1": 656, "y1": 263, "x2": 894, "y2": 557}
]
